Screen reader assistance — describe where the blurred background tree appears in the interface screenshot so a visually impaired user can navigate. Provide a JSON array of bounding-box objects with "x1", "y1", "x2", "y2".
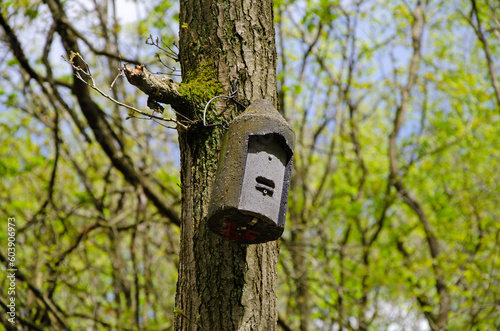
[{"x1": 0, "y1": 0, "x2": 499, "y2": 330}]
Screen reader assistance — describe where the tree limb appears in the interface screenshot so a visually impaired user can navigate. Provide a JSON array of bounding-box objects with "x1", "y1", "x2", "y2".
[
  {"x1": 123, "y1": 64, "x2": 189, "y2": 111},
  {"x1": 0, "y1": 299, "x2": 44, "y2": 331},
  {"x1": 277, "y1": 313, "x2": 294, "y2": 331},
  {"x1": 67, "y1": 52, "x2": 188, "y2": 129},
  {"x1": 0, "y1": 12, "x2": 92, "y2": 142},
  {"x1": 462, "y1": 0, "x2": 500, "y2": 109},
  {"x1": 0, "y1": 251, "x2": 70, "y2": 329},
  {"x1": 387, "y1": 1, "x2": 451, "y2": 329},
  {"x1": 40, "y1": 0, "x2": 181, "y2": 227}
]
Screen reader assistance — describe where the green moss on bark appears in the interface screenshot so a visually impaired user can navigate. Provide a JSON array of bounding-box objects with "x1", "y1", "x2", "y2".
[{"x1": 179, "y1": 63, "x2": 224, "y2": 113}]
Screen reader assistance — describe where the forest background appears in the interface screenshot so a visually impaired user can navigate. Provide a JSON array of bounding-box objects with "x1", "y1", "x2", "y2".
[{"x1": 0, "y1": 0, "x2": 499, "y2": 330}]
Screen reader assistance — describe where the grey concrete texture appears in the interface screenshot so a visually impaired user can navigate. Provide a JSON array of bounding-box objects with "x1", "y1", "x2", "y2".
[{"x1": 207, "y1": 99, "x2": 294, "y2": 244}]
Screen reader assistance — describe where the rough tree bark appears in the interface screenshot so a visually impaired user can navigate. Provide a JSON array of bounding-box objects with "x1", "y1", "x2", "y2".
[{"x1": 127, "y1": 0, "x2": 279, "y2": 330}]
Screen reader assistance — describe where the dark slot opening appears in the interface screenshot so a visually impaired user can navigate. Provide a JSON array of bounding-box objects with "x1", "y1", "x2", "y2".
[{"x1": 256, "y1": 176, "x2": 275, "y2": 188}]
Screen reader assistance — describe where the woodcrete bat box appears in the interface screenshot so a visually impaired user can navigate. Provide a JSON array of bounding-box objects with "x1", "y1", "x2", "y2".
[{"x1": 207, "y1": 99, "x2": 294, "y2": 244}]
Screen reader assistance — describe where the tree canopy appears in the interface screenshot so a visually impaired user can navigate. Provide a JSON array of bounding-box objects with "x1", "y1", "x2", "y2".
[{"x1": 1, "y1": 0, "x2": 499, "y2": 330}]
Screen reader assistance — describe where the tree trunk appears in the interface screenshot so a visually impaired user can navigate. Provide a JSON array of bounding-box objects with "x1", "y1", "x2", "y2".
[{"x1": 174, "y1": 0, "x2": 279, "y2": 330}]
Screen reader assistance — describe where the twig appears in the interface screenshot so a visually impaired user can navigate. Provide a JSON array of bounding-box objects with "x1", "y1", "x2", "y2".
[
  {"x1": 146, "y1": 34, "x2": 179, "y2": 62},
  {"x1": 154, "y1": 53, "x2": 181, "y2": 75},
  {"x1": 64, "y1": 20, "x2": 141, "y2": 65},
  {"x1": 64, "y1": 52, "x2": 188, "y2": 129}
]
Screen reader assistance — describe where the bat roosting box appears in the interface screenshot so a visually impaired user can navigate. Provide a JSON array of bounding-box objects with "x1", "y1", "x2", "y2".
[{"x1": 207, "y1": 99, "x2": 294, "y2": 244}]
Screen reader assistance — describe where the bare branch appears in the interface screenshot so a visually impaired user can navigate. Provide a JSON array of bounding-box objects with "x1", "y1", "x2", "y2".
[
  {"x1": 0, "y1": 12, "x2": 91, "y2": 142},
  {"x1": 122, "y1": 63, "x2": 190, "y2": 111},
  {"x1": 42, "y1": 0, "x2": 181, "y2": 227},
  {"x1": 65, "y1": 18, "x2": 141, "y2": 65},
  {"x1": 146, "y1": 34, "x2": 180, "y2": 62},
  {"x1": 66, "y1": 52, "x2": 189, "y2": 129}
]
